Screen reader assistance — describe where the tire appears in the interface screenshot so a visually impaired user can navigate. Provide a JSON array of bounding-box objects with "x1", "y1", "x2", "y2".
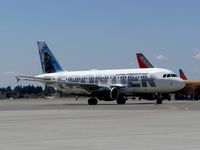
[
  {"x1": 88, "y1": 98, "x2": 98, "y2": 105},
  {"x1": 116, "y1": 96, "x2": 126, "y2": 105},
  {"x1": 156, "y1": 99, "x2": 162, "y2": 104}
]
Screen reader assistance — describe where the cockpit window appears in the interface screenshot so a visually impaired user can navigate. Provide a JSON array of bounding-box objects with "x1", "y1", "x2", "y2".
[
  {"x1": 171, "y1": 74, "x2": 177, "y2": 77},
  {"x1": 163, "y1": 74, "x2": 177, "y2": 78}
]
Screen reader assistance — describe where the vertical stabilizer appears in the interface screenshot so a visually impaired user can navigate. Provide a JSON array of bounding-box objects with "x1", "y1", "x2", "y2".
[
  {"x1": 37, "y1": 41, "x2": 64, "y2": 73},
  {"x1": 179, "y1": 69, "x2": 187, "y2": 80},
  {"x1": 136, "y1": 53, "x2": 154, "y2": 68}
]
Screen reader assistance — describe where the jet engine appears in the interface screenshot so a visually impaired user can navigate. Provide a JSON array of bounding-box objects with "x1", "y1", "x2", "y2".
[{"x1": 92, "y1": 87, "x2": 119, "y2": 101}]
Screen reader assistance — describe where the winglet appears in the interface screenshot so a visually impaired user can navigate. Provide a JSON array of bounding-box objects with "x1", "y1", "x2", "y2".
[
  {"x1": 136, "y1": 53, "x2": 154, "y2": 68},
  {"x1": 179, "y1": 69, "x2": 187, "y2": 80},
  {"x1": 16, "y1": 76, "x2": 20, "y2": 83}
]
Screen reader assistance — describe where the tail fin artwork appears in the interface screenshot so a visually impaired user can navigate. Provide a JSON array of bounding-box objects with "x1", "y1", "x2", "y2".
[
  {"x1": 136, "y1": 53, "x2": 154, "y2": 68},
  {"x1": 179, "y1": 69, "x2": 187, "y2": 80},
  {"x1": 37, "y1": 41, "x2": 64, "y2": 73}
]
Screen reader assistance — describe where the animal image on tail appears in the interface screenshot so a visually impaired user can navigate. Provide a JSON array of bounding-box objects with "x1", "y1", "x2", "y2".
[{"x1": 38, "y1": 41, "x2": 64, "y2": 73}]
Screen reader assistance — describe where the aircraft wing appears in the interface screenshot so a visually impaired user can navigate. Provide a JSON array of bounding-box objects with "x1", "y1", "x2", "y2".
[{"x1": 16, "y1": 75, "x2": 125, "y2": 92}]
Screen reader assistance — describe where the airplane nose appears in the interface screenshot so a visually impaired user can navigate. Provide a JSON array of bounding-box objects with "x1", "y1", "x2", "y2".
[{"x1": 176, "y1": 78, "x2": 185, "y2": 90}]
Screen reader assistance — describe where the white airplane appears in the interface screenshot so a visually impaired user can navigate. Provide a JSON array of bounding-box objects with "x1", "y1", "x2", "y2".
[{"x1": 16, "y1": 41, "x2": 185, "y2": 105}]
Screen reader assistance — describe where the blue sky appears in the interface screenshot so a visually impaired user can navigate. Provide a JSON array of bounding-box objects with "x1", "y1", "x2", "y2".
[{"x1": 0, "y1": 0, "x2": 200, "y2": 87}]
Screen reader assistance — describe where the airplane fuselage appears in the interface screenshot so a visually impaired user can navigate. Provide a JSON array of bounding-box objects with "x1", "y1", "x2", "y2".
[
  {"x1": 16, "y1": 41, "x2": 186, "y2": 105},
  {"x1": 36, "y1": 68, "x2": 185, "y2": 96}
]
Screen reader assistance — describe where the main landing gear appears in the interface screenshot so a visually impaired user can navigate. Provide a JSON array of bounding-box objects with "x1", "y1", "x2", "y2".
[
  {"x1": 88, "y1": 97, "x2": 98, "y2": 105},
  {"x1": 116, "y1": 96, "x2": 126, "y2": 105},
  {"x1": 88, "y1": 96, "x2": 127, "y2": 105}
]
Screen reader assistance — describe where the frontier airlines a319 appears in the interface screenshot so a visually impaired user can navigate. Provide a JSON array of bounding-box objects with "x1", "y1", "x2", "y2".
[{"x1": 16, "y1": 42, "x2": 185, "y2": 105}]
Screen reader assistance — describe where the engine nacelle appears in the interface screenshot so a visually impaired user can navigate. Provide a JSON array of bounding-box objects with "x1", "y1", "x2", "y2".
[{"x1": 92, "y1": 87, "x2": 119, "y2": 101}]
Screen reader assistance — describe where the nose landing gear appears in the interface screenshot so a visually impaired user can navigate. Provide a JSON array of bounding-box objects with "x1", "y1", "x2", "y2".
[
  {"x1": 155, "y1": 93, "x2": 163, "y2": 104},
  {"x1": 156, "y1": 98, "x2": 163, "y2": 104}
]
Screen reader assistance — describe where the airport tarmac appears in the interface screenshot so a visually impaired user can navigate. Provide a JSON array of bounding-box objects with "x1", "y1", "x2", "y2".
[{"x1": 0, "y1": 98, "x2": 200, "y2": 150}]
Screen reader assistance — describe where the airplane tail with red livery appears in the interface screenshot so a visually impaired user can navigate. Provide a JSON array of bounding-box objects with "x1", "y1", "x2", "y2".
[
  {"x1": 136, "y1": 53, "x2": 154, "y2": 68},
  {"x1": 179, "y1": 69, "x2": 187, "y2": 80}
]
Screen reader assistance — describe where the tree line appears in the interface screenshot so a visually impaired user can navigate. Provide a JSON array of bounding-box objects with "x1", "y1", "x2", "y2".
[{"x1": 0, "y1": 85, "x2": 68, "y2": 99}]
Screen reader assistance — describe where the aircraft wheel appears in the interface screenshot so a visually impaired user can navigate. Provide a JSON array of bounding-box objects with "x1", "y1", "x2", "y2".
[
  {"x1": 156, "y1": 99, "x2": 162, "y2": 104},
  {"x1": 88, "y1": 98, "x2": 98, "y2": 105},
  {"x1": 116, "y1": 96, "x2": 126, "y2": 105}
]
